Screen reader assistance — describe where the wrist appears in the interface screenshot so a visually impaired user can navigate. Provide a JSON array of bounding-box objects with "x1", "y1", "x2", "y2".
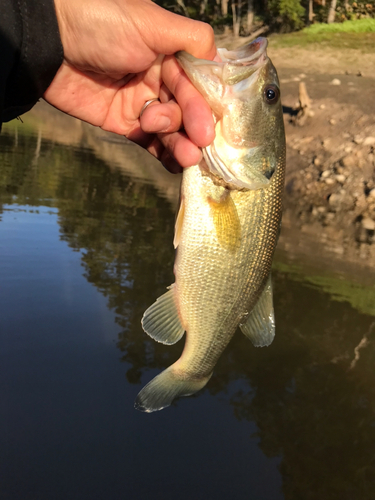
[{"x1": 2, "y1": 0, "x2": 64, "y2": 122}]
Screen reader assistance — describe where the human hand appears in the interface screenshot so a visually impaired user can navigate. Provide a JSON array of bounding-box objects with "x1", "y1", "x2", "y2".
[{"x1": 44, "y1": 0, "x2": 216, "y2": 172}]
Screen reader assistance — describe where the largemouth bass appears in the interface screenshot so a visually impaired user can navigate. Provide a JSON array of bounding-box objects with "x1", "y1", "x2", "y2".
[{"x1": 135, "y1": 37, "x2": 286, "y2": 412}]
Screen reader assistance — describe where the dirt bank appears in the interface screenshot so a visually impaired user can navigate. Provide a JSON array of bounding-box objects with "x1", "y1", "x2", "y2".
[
  {"x1": 269, "y1": 43, "x2": 375, "y2": 267},
  {"x1": 216, "y1": 35, "x2": 375, "y2": 268}
]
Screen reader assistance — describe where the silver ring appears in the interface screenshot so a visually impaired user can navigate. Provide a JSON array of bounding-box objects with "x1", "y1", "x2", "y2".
[{"x1": 140, "y1": 98, "x2": 160, "y2": 118}]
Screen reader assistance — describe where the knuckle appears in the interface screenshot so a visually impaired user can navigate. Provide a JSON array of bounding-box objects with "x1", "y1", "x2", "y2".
[
  {"x1": 192, "y1": 22, "x2": 215, "y2": 58},
  {"x1": 202, "y1": 23, "x2": 215, "y2": 45}
]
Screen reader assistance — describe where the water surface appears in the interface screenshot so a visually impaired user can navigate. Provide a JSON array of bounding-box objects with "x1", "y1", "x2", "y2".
[{"x1": 1, "y1": 114, "x2": 374, "y2": 500}]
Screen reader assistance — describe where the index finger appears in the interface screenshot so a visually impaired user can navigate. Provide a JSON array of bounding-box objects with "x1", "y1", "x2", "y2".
[{"x1": 161, "y1": 55, "x2": 215, "y2": 149}]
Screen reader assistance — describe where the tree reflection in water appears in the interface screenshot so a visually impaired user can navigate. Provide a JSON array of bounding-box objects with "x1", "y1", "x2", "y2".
[{"x1": 1, "y1": 126, "x2": 374, "y2": 500}]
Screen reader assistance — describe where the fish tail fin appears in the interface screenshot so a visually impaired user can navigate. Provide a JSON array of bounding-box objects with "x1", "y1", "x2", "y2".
[{"x1": 134, "y1": 366, "x2": 212, "y2": 413}]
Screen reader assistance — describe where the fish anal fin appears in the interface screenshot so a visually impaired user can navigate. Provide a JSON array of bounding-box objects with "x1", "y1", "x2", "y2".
[
  {"x1": 240, "y1": 275, "x2": 275, "y2": 347},
  {"x1": 173, "y1": 197, "x2": 185, "y2": 249},
  {"x1": 141, "y1": 285, "x2": 185, "y2": 345},
  {"x1": 208, "y1": 191, "x2": 241, "y2": 253}
]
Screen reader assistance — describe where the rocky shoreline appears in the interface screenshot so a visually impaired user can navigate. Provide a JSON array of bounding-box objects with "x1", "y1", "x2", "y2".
[
  {"x1": 285, "y1": 120, "x2": 375, "y2": 260},
  {"x1": 277, "y1": 67, "x2": 375, "y2": 267}
]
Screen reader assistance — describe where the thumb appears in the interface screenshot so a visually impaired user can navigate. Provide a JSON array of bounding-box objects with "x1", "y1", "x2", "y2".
[{"x1": 138, "y1": 2, "x2": 216, "y2": 60}]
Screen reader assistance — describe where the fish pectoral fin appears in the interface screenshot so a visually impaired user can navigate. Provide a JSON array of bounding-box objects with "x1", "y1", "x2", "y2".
[
  {"x1": 208, "y1": 191, "x2": 241, "y2": 252},
  {"x1": 173, "y1": 197, "x2": 185, "y2": 249},
  {"x1": 141, "y1": 285, "x2": 185, "y2": 345},
  {"x1": 240, "y1": 275, "x2": 275, "y2": 347}
]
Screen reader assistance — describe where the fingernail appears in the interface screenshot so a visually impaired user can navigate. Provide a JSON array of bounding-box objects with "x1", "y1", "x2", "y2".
[{"x1": 155, "y1": 116, "x2": 171, "y2": 131}]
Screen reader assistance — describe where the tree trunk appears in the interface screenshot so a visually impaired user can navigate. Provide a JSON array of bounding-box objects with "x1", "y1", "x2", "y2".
[
  {"x1": 200, "y1": 0, "x2": 209, "y2": 15},
  {"x1": 232, "y1": 2, "x2": 241, "y2": 37},
  {"x1": 295, "y1": 82, "x2": 311, "y2": 126},
  {"x1": 176, "y1": 0, "x2": 189, "y2": 17},
  {"x1": 247, "y1": 0, "x2": 254, "y2": 33},
  {"x1": 221, "y1": 0, "x2": 229, "y2": 16},
  {"x1": 327, "y1": 0, "x2": 337, "y2": 23},
  {"x1": 308, "y1": 0, "x2": 313, "y2": 24}
]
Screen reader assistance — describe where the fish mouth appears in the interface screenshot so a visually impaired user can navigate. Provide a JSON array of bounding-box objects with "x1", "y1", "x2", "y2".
[
  {"x1": 176, "y1": 37, "x2": 267, "y2": 66},
  {"x1": 175, "y1": 37, "x2": 268, "y2": 88},
  {"x1": 216, "y1": 37, "x2": 268, "y2": 64},
  {"x1": 176, "y1": 38, "x2": 273, "y2": 191}
]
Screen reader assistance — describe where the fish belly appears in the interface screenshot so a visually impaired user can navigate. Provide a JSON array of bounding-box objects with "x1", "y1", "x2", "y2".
[{"x1": 174, "y1": 162, "x2": 283, "y2": 378}]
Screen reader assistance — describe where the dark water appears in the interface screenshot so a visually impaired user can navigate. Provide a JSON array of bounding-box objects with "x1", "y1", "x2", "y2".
[{"x1": 1, "y1": 118, "x2": 375, "y2": 500}]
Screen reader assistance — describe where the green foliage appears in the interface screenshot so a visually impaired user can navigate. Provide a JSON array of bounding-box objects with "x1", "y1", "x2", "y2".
[
  {"x1": 267, "y1": 0, "x2": 306, "y2": 31},
  {"x1": 269, "y1": 24, "x2": 375, "y2": 49},
  {"x1": 155, "y1": 0, "x2": 308, "y2": 33},
  {"x1": 152, "y1": 0, "x2": 375, "y2": 33}
]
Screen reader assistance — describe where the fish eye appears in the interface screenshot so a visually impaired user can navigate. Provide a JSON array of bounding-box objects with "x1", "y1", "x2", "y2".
[{"x1": 264, "y1": 85, "x2": 280, "y2": 105}]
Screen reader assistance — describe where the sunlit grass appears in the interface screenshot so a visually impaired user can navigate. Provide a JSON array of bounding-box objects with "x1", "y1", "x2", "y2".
[
  {"x1": 303, "y1": 18, "x2": 375, "y2": 34},
  {"x1": 269, "y1": 20, "x2": 375, "y2": 51}
]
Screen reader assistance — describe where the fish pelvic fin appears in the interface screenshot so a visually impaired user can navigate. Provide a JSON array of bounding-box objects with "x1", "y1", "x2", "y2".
[
  {"x1": 240, "y1": 274, "x2": 275, "y2": 347},
  {"x1": 141, "y1": 285, "x2": 185, "y2": 345},
  {"x1": 135, "y1": 367, "x2": 212, "y2": 413},
  {"x1": 208, "y1": 191, "x2": 241, "y2": 253}
]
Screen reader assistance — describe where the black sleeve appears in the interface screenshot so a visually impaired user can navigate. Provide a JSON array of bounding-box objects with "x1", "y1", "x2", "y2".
[{"x1": 0, "y1": 0, "x2": 64, "y2": 125}]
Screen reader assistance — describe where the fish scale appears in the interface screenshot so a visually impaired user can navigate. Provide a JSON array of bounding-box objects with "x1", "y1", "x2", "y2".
[
  {"x1": 135, "y1": 37, "x2": 286, "y2": 412},
  {"x1": 175, "y1": 148, "x2": 285, "y2": 377}
]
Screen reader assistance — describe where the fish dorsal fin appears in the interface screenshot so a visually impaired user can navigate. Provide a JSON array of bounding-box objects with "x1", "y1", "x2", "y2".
[
  {"x1": 240, "y1": 275, "x2": 275, "y2": 347},
  {"x1": 173, "y1": 197, "x2": 185, "y2": 249},
  {"x1": 208, "y1": 191, "x2": 241, "y2": 253},
  {"x1": 141, "y1": 285, "x2": 185, "y2": 345}
]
